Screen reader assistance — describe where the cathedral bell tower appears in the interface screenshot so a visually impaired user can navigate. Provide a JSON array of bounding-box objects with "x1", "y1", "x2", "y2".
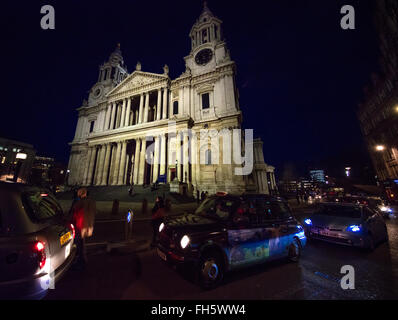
[
  {"x1": 88, "y1": 44, "x2": 129, "y2": 106},
  {"x1": 185, "y1": 2, "x2": 231, "y2": 77}
]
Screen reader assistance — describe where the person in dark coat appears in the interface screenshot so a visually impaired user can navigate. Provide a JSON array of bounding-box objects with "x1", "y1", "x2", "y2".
[
  {"x1": 151, "y1": 196, "x2": 165, "y2": 247},
  {"x1": 71, "y1": 188, "x2": 96, "y2": 270},
  {"x1": 296, "y1": 192, "x2": 300, "y2": 205}
]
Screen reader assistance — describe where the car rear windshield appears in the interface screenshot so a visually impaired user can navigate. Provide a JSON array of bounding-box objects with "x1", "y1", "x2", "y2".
[
  {"x1": 317, "y1": 205, "x2": 361, "y2": 219},
  {"x1": 22, "y1": 191, "x2": 63, "y2": 222}
]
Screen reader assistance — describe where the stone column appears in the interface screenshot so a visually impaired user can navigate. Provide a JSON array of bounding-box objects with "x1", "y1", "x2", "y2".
[
  {"x1": 101, "y1": 143, "x2": 112, "y2": 185},
  {"x1": 112, "y1": 142, "x2": 122, "y2": 185},
  {"x1": 152, "y1": 136, "x2": 160, "y2": 183},
  {"x1": 167, "y1": 136, "x2": 172, "y2": 183},
  {"x1": 96, "y1": 145, "x2": 107, "y2": 185},
  {"x1": 178, "y1": 88, "x2": 183, "y2": 116},
  {"x1": 162, "y1": 88, "x2": 168, "y2": 119},
  {"x1": 271, "y1": 172, "x2": 277, "y2": 190},
  {"x1": 120, "y1": 99, "x2": 127, "y2": 128},
  {"x1": 83, "y1": 147, "x2": 94, "y2": 185},
  {"x1": 138, "y1": 93, "x2": 144, "y2": 124},
  {"x1": 138, "y1": 138, "x2": 147, "y2": 185},
  {"x1": 103, "y1": 104, "x2": 111, "y2": 131},
  {"x1": 176, "y1": 131, "x2": 182, "y2": 181},
  {"x1": 116, "y1": 104, "x2": 122, "y2": 128},
  {"x1": 183, "y1": 130, "x2": 189, "y2": 183},
  {"x1": 262, "y1": 171, "x2": 270, "y2": 195},
  {"x1": 143, "y1": 92, "x2": 150, "y2": 123},
  {"x1": 133, "y1": 139, "x2": 141, "y2": 185},
  {"x1": 156, "y1": 89, "x2": 162, "y2": 121},
  {"x1": 191, "y1": 133, "x2": 198, "y2": 188},
  {"x1": 110, "y1": 102, "x2": 116, "y2": 130},
  {"x1": 125, "y1": 97, "x2": 131, "y2": 127},
  {"x1": 159, "y1": 134, "x2": 166, "y2": 177},
  {"x1": 86, "y1": 146, "x2": 97, "y2": 185},
  {"x1": 118, "y1": 141, "x2": 127, "y2": 185}
]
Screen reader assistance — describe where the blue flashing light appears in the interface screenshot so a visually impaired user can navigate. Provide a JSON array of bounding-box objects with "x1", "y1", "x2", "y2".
[
  {"x1": 296, "y1": 231, "x2": 306, "y2": 239},
  {"x1": 304, "y1": 219, "x2": 312, "y2": 226},
  {"x1": 347, "y1": 225, "x2": 361, "y2": 233},
  {"x1": 127, "y1": 211, "x2": 132, "y2": 223}
]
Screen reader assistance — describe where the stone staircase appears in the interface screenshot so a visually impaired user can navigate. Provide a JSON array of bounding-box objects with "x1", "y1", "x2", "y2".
[{"x1": 57, "y1": 184, "x2": 195, "y2": 204}]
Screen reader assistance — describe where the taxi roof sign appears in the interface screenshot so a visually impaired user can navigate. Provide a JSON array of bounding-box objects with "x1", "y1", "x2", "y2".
[{"x1": 216, "y1": 191, "x2": 228, "y2": 196}]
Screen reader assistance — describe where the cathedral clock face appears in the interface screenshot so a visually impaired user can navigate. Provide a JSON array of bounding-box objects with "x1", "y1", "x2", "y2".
[{"x1": 195, "y1": 49, "x2": 213, "y2": 66}]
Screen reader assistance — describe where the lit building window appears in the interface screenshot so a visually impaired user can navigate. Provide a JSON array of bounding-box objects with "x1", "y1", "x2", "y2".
[
  {"x1": 205, "y1": 149, "x2": 212, "y2": 165},
  {"x1": 173, "y1": 101, "x2": 179, "y2": 115},
  {"x1": 202, "y1": 93, "x2": 210, "y2": 109},
  {"x1": 89, "y1": 121, "x2": 95, "y2": 133}
]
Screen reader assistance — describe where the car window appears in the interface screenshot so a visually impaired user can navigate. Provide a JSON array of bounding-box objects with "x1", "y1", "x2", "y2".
[
  {"x1": 317, "y1": 205, "x2": 361, "y2": 219},
  {"x1": 263, "y1": 200, "x2": 292, "y2": 220},
  {"x1": 195, "y1": 197, "x2": 235, "y2": 220},
  {"x1": 238, "y1": 198, "x2": 291, "y2": 225},
  {"x1": 22, "y1": 191, "x2": 63, "y2": 222}
]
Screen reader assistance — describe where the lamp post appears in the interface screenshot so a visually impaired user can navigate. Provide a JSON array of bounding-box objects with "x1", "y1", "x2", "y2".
[{"x1": 175, "y1": 159, "x2": 178, "y2": 182}]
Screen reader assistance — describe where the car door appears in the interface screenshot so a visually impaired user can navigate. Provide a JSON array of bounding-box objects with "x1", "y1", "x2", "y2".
[
  {"x1": 260, "y1": 200, "x2": 291, "y2": 259},
  {"x1": 226, "y1": 197, "x2": 271, "y2": 269}
]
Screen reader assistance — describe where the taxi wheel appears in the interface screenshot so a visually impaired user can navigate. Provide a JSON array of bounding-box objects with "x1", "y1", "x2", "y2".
[
  {"x1": 288, "y1": 238, "x2": 301, "y2": 262},
  {"x1": 198, "y1": 252, "x2": 224, "y2": 289}
]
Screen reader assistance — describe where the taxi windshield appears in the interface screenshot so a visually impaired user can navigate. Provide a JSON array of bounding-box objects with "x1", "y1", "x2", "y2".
[{"x1": 195, "y1": 197, "x2": 234, "y2": 220}]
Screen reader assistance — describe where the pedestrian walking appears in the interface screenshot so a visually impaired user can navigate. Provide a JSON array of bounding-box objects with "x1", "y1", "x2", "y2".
[
  {"x1": 71, "y1": 187, "x2": 96, "y2": 270},
  {"x1": 151, "y1": 196, "x2": 165, "y2": 247},
  {"x1": 296, "y1": 192, "x2": 300, "y2": 205},
  {"x1": 128, "y1": 184, "x2": 134, "y2": 196}
]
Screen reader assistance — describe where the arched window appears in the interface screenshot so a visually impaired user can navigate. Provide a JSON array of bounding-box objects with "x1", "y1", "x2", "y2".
[
  {"x1": 173, "y1": 101, "x2": 179, "y2": 115},
  {"x1": 205, "y1": 149, "x2": 212, "y2": 165}
]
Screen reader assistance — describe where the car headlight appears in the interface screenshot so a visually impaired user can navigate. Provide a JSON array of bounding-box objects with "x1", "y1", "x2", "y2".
[
  {"x1": 347, "y1": 225, "x2": 361, "y2": 232},
  {"x1": 304, "y1": 219, "x2": 312, "y2": 226},
  {"x1": 180, "y1": 235, "x2": 190, "y2": 249},
  {"x1": 159, "y1": 223, "x2": 165, "y2": 233},
  {"x1": 380, "y1": 206, "x2": 388, "y2": 212}
]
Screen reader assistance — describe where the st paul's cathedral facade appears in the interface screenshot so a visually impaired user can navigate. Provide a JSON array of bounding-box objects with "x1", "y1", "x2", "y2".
[{"x1": 67, "y1": 4, "x2": 277, "y2": 197}]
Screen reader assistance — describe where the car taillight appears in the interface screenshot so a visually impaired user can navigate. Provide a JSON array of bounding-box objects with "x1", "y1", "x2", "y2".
[
  {"x1": 34, "y1": 241, "x2": 46, "y2": 269},
  {"x1": 70, "y1": 223, "x2": 75, "y2": 240}
]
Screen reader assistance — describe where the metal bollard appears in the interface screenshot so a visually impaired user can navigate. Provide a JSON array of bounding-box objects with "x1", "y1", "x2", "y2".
[
  {"x1": 125, "y1": 209, "x2": 133, "y2": 241},
  {"x1": 112, "y1": 199, "x2": 119, "y2": 216}
]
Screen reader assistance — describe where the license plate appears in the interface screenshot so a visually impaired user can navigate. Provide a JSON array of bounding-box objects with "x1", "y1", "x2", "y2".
[
  {"x1": 60, "y1": 232, "x2": 71, "y2": 246},
  {"x1": 157, "y1": 248, "x2": 167, "y2": 261},
  {"x1": 65, "y1": 243, "x2": 71, "y2": 259}
]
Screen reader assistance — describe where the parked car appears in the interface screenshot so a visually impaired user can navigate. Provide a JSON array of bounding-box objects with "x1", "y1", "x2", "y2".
[
  {"x1": 0, "y1": 182, "x2": 76, "y2": 299},
  {"x1": 156, "y1": 193, "x2": 306, "y2": 288},
  {"x1": 303, "y1": 202, "x2": 388, "y2": 250}
]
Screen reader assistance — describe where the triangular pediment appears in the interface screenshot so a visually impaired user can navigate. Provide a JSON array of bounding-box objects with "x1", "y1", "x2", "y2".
[{"x1": 107, "y1": 71, "x2": 168, "y2": 97}]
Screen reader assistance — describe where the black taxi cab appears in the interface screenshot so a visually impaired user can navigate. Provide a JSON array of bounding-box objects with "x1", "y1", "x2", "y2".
[{"x1": 156, "y1": 193, "x2": 306, "y2": 288}]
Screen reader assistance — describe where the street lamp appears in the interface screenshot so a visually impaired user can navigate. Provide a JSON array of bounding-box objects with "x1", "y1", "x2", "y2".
[{"x1": 376, "y1": 145, "x2": 385, "y2": 151}]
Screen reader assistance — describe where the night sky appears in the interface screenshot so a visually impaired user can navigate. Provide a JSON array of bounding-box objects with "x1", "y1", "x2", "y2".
[{"x1": 0, "y1": 0, "x2": 379, "y2": 180}]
